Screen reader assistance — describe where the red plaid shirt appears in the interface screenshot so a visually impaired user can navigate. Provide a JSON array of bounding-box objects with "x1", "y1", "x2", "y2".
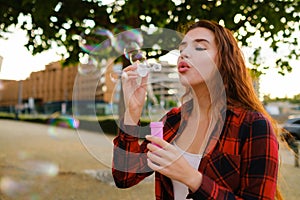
[{"x1": 112, "y1": 105, "x2": 279, "y2": 200}]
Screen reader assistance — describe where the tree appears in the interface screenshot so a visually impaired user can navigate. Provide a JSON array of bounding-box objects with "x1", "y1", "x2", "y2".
[{"x1": 0, "y1": 0, "x2": 299, "y2": 75}]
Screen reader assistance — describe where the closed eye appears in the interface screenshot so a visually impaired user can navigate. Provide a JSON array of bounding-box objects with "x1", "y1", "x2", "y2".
[{"x1": 195, "y1": 47, "x2": 207, "y2": 51}]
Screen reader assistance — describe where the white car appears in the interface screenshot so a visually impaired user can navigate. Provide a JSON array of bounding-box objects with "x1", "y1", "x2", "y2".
[{"x1": 283, "y1": 116, "x2": 300, "y2": 140}]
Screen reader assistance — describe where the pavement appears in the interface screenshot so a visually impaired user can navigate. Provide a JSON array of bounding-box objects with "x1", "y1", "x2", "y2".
[{"x1": 0, "y1": 119, "x2": 299, "y2": 199}]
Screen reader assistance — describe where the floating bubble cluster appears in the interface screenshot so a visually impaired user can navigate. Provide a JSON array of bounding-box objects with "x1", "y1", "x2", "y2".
[{"x1": 77, "y1": 25, "x2": 162, "y2": 78}]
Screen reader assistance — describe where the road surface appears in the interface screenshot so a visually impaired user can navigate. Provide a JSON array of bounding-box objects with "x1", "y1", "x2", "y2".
[
  {"x1": 0, "y1": 119, "x2": 154, "y2": 200},
  {"x1": 0, "y1": 119, "x2": 299, "y2": 199}
]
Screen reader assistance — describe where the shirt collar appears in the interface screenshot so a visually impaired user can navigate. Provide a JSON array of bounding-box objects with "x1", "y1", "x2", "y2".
[{"x1": 226, "y1": 106, "x2": 244, "y2": 117}]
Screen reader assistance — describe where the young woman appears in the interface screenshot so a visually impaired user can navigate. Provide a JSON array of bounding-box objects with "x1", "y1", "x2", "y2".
[{"x1": 112, "y1": 20, "x2": 281, "y2": 199}]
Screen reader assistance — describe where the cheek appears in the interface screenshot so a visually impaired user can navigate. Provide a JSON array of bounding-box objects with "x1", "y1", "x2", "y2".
[{"x1": 193, "y1": 53, "x2": 217, "y2": 80}]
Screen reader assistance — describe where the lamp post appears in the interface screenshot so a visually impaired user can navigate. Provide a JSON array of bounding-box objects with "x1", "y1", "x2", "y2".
[
  {"x1": 0, "y1": 55, "x2": 3, "y2": 72},
  {"x1": 15, "y1": 80, "x2": 22, "y2": 120}
]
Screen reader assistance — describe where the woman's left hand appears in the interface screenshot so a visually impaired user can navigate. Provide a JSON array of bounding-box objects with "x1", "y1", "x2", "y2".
[{"x1": 146, "y1": 135, "x2": 202, "y2": 191}]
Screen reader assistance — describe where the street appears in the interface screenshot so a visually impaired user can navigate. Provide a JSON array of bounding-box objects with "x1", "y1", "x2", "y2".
[{"x1": 0, "y1": 119, "x2": 299, "y2": 199}]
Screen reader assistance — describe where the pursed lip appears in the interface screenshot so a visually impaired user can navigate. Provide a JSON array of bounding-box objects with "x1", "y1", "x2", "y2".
[{"x1": 177, "y1": 61, "x2": 190, "y2": 73}]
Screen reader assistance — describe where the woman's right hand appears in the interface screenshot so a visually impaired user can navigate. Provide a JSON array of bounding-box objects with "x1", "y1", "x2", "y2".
[{"x1": 122, "y1": 63, "x2": 148, "y2": 125}]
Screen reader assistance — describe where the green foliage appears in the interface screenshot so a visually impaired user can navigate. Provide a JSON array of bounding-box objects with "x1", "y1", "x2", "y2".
[
  {"x1": 0, "y1": 0, "x2": 299, "y2": 74},
  {"x1": 263, "y1": 93, "x2": 300, "y2": 104}
]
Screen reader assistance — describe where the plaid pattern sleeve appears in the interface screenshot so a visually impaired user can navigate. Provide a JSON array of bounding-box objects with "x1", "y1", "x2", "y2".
[
  {"x1": 112, "y1": 119, "x2": 153, "y2": 188},
  {"x1": 112, "y1": 107, "x2": 181, "y2": 189},
  {"x1": 187, "y1": 109, "x2": 279, "y2": 200}
]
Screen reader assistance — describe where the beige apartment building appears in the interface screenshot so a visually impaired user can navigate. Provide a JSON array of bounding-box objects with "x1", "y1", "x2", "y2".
[{"x1": 0, "y1": 60, "x2": 117, "y2": 114}]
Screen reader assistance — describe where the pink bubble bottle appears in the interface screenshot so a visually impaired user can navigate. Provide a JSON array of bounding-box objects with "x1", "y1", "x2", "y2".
[{"x1": 150, "y1": 122, "x2": 164, "y2": 147}]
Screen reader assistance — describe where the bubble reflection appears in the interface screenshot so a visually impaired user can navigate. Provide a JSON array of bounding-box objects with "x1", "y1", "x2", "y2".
[
  {"x1": 0, "y1": 176, "x2": 29, "y2": 197},
  {"x1": 79, "y1": 27, "x2": 114, "y2": 55},
  {"x1": 1, "y1": 160, "x2": 59, "y2": 199},
  {"x1": 47, "y1": 117, "x2": 80, "y2": 129},
  {"x1": 23, "y1": 160, "x2": 59, "y2": 177},
  {"x1": 78, "y1": 54, "x2": 99, "y2": 75},
  {"x1": 113, "y1": 25, "x2": 143, "y2": 54}
]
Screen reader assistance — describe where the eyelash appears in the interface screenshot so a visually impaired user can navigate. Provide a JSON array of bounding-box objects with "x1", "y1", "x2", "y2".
[
  {"x1": 179, "y1": 47, "x2": 207, "y2": 53},
  {"x1": 195, "y1": 47, "x2": 207, "y2": 51}
]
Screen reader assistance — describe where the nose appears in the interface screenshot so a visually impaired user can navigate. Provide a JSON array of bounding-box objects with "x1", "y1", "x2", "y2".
[{"x1": 179, "y1": 49, "x2": 190, "y2": 59}]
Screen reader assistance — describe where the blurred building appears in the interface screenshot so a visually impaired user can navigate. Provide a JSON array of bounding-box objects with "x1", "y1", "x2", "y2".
[
  {"x1": 0, "y1": 61, "x2": 114, "y2": 114},
  {"x1": 0, "y1": 60, "x2": 181, "y2": 115}
]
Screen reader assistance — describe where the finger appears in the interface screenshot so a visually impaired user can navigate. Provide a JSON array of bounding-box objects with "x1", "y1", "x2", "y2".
[
  {"x1": 140, "y1": 73, "x2": 149, "y2": 86},
  {"x1": 147, "y1": 151, "x2": 163, "y2": 164},
  {"x1": 122, "y1": 70, "x2": 138, "y2": 78},
  {"x1": 123, "y1": 64, "x2": 138, "y2": 72},
  {"x1": 121, "y1": 71, "x2": 128, "y2": 80},
  {"x1": 147, "y1": 158, "x2": 163, "y2": 171},
  {"x1": 147, "y1": 142, "x2": 163, "y2": 152},
  {"x1": 146, "y1": 135, "x2": 169, "y2": 149},
  {"x1": 122, "y1": 71, "x2": 139, "y2": 83}
]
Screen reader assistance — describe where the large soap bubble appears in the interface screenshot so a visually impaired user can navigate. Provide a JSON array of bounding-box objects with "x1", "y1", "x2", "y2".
[{"x1": 73, "y1": 27, "x2": 227, "y2": 173}]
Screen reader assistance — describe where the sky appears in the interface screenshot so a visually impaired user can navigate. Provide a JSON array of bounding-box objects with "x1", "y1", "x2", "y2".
[
  {"x1": 0, "y1": 27, "x2": 299, "y2": 99},
  {"x1": 0, "y1": 29, "x2": 62, "y2": 80},
  {"x1": 260, "y1": 65, "x2": 300, "y2": 98}
]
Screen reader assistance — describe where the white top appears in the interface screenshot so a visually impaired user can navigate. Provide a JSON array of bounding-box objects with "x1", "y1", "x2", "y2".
[{"x1": 172, "y1": 142, "x2": 202, "y2": 200}]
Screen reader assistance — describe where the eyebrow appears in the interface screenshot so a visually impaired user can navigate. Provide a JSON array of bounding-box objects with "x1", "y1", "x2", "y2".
[
  {"x1": 179, "y1": 38, "x2": 210, "y2": 47},
  {"x1": 194, "y1": 38, "x2": 210, "y2": 44}
]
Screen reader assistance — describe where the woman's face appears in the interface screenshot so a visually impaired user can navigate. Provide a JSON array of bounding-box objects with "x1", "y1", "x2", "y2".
[{"x1": 177, "y1": 27, "x2": 218, "y2": 87}]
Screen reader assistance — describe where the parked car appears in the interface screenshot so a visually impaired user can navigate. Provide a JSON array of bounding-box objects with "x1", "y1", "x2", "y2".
[{"x1": 282, "y1": 116, "x2": 300, "y2": 140}]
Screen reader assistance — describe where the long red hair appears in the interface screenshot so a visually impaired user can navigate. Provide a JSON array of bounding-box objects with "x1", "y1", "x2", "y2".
[{"x1": 183, "y1": 19, "x2": 283, "y2": 200}]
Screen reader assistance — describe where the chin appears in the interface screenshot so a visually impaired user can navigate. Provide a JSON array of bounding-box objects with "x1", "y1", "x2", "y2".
[{"x1": 179, "y1": 75, "x2": 206, "y2": 87}]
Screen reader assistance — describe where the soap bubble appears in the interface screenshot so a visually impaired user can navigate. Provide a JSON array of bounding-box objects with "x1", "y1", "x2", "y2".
[
  {"x1": 112, "y1": 25, "x2": 143, "y2": 54},
  {"x1": 109, "y1": 69, "x2": 122, "y2": 83},
  {"x1": 23, "y1": 160, "x2": 59, "y2": 177},
  {"x1": 0, "y1": 177, "x2": 29, "y2": 198},
  {"x1": 151, "y1": 62, "x2": 162, "y2": 71},
  {"x1": 47, "y1": 115, "x2": 80, "y2": 129},
  {"x1": 0, "y1": 160, "x2": 59, "y2": 199},
  {"x1": 123, "y1": 42, "x2": 144, "y2": 62},
  {"x1": 77, "y1": 54, "x2": 99, "y2": 75},
  {"x1": 79, "y1": 27, "x2": 114, "y2": 56},
  {"x1": 111, "y1": 40, "x2": 162, "y2": 80},
  {"x1": 78, "y1": 27, "x2": 116, "y2": 77}
]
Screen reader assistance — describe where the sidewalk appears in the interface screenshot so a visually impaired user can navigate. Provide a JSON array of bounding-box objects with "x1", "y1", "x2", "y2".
[{"x1": 278, "y1": 143, "x2": 300, "y2": 200}]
